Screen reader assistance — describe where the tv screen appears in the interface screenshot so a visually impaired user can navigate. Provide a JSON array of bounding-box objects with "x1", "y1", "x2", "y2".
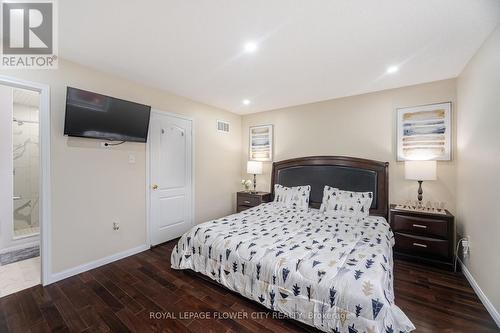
[{"x1": 64, "y1": 87, "x2": 151, "y2": 142}]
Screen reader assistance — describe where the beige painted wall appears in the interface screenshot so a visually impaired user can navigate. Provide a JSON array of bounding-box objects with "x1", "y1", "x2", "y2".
[
  {"x1": 457, "y1": 25, "x2": 500, "y2": 314},
  {"x1": 241, "y1": 79, "x2": 457, "y2": 213},
  {"x1": 1, "y1": 59, "x2": 242, "y2": 273}
]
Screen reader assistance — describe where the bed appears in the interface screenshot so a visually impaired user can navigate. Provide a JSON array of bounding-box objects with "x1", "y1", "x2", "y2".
[{"x1": 171, "y1": 156, "x2": 415, "y2": 333}]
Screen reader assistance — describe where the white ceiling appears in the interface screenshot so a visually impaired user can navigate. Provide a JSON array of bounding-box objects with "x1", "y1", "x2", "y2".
[{"x1": 59, "y1": 0, "x2": 500, "y2": 114}]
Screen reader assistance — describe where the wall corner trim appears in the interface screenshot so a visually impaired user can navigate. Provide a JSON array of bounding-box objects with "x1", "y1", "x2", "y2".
[
  {"x1": 459, "y1": 258, "x2": 500, "y2": 328},
  {"x1": 47, "y1": 244, "x2": 150, "y2": 285}
]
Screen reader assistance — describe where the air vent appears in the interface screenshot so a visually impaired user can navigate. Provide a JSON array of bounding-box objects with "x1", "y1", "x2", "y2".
[{"x1": 217, "y1": 120, "x2": 230, "y2": 133}]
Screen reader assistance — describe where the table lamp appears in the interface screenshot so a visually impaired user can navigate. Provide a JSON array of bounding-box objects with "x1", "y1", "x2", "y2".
[
  {"x1": 405, "y1": 160, "x2": 437, "y2": 206},
  {"x1": 247, "y1": 161, "x2": 263, "y2": 193}
]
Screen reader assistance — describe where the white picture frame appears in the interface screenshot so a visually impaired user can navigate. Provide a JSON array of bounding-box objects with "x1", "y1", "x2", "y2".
[
  {"x1": 397, "y1": 102, "x2": 452, "y2": 161},
  {"x1": 249, "y1": 124, "x2": 273, "y2": 162}
]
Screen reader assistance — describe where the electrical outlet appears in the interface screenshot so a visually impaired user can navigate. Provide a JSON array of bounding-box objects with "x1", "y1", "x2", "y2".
[
  {"x1": 462, "y1": 236, "x2": 470, "y2": 256},
  {"x1": 113, "y1": 222, "x2": 120, "y2": 231}
]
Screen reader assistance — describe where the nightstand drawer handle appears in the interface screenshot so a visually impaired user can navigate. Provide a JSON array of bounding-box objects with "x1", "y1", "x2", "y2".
[
  {"x1": 244, "y1": 200, "x2": 251, "y2": 204},
  {"x1": 412, "y1": 224, "x2": 427, "y2": 229},
  {"x1": 412, "y1": 242, "x2": 428, "y2": 248}
]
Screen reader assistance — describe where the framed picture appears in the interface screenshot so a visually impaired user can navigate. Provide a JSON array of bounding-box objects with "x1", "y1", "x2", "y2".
[
  {"x1": 397, "y1": 102, "x2": 452, "y2": 161},
  {"x1": 249, "y1": 125, "x2": 273, "y2": 161}
]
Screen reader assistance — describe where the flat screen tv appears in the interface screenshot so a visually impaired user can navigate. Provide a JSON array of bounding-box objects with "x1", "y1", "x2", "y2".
[{"x1": 64, "y1": 87, "x2": 151, "y2": 142}]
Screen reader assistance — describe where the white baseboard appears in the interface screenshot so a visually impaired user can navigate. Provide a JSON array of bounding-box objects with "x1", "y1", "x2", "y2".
[
  {"x1": 459, "y1": 258, "x2": 500, "y2": 328},
  {"x1": 47, "y1": 244, "x2": 150, "y2": 285}
]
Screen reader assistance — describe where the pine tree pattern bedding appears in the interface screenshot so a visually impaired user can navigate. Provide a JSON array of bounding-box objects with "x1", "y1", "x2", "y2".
[{"x1": 171, "y1": 203, "x2": 415, "y2": 333}]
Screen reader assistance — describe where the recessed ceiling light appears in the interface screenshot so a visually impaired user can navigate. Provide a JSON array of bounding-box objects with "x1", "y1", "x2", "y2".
[
  {"x1": 242, "y1": 99, "x2": 251, "y2": 106},
  {"x1": 386, "y1": 66, "x2": 399, "y2": 74},
  {"x1": 243, "y1": 42, "x2": 258, "y2": 53}
]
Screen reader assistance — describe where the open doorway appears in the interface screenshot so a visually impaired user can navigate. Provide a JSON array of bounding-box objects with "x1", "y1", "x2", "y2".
[
  {"x1": 0, "y1": 87, "x2": 41, "y2": 297},
  {"x1": 0, "y1": 76, "x2": 51, "y2": 296}
]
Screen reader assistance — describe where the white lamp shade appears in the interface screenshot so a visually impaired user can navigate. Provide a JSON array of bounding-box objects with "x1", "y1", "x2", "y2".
[
  {"x1": 247, "y1": 161, "x2": 263, "y2": 175},
  {"x1": 405, "y1": 160, "x2": 437, "y2": 181}
]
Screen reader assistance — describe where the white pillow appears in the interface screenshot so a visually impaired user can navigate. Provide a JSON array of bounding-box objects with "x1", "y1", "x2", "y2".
[
  {"x1": 320, "y1": 186, "x2": 373, "y2": 218},
  {"x1": 273, "y1": 184, "x2": 289, "y2": 204},
  {"x1": 273, "y1": 184, "x2": 311, "y2": 210}
]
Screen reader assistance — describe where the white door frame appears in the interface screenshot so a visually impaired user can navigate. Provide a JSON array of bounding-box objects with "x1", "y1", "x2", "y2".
[
  {"x1": 146, "y1": 109, "x2": 195, "y2": 247},
  {"x1": 0, "y1": 75, "x2": 52, "y2": 286}
]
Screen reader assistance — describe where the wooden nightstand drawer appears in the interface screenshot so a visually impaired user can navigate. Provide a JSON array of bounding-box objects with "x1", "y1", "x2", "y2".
[
  {"x1": 237, "y1": 195, "x2": 261, "y2": 207},
  {"x1": 237, "y1": 205, "x2": 252, "y2": 212},
  {"x1": 395, "y1": 233, "x2": 450, "y2": 259},
  {"x1": 236, "y1": 191, "x2": 271, "y2": 213},
  {"x1": 393, "y1": 214, "x2": 448, "y2": 238}
]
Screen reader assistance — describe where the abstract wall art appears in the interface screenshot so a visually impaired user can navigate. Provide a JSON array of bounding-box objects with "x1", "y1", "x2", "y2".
[
  {"x1": 397, "y1": 102, "x2": 452, "y2": 161},
  {"x1": 249, "y1": 124, "x2": 273, "y2": 161}
]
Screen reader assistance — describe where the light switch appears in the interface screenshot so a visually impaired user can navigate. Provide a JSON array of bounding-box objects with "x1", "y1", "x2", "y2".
[{"x1": 128, "y1": 154, "x2": 136, "y2": 164}]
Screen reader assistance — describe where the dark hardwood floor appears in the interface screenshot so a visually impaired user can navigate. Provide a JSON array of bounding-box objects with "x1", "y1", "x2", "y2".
[{"x1": 0, "y1": 239, "x2": 498, "y2": 333}]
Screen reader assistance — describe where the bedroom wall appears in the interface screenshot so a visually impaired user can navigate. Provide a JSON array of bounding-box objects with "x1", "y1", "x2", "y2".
[
  {"x1": 457, "y1": 24, "x2": 500, "y2": 316},
  {"x1": 241, "y1": 79, "x2": 457, "y2": 213},
  {"x1": 0, "y1": 59, "x2": 242, "y2": 274}
]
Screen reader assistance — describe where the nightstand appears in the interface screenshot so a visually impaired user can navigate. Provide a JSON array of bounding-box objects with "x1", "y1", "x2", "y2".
[
  {"x1": 390, "y1": 204, "x2": 455, "y2": 271},
  {"x1": 237, "y1": 191, "x2": 271, "y2": 213}
]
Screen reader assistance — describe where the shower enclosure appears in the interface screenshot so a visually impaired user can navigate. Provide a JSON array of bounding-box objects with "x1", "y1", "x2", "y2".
[
  {"x1": 0, "y1": 87, "x2": 41, "y2": 255},
  {"x1": 13, "y1": 103, "x2": 40, "y2": 238}
]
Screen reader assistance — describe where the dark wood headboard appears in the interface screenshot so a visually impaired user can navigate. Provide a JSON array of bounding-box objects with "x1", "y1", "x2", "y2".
[{"x1": 270, "y1": 156, "x2": 389, "y2": 219}]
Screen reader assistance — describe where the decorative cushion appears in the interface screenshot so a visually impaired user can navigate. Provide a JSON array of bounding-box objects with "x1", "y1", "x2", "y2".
[
  {"x1": 273, "y1": 184, "x2": 311, "y2": 210},
  {"x1": 320, "y1": 186, "x2": 373, "y2": 218}
]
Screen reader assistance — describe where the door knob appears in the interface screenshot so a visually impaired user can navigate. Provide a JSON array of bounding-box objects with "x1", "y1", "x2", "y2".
[{"x1": 152, "y1": 184, "x2": 158, "y2": 190}]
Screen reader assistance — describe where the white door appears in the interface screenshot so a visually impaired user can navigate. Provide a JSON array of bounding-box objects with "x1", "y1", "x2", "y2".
[{"x1": 149, "y1": 111, "x2": 193, "y2": 246}]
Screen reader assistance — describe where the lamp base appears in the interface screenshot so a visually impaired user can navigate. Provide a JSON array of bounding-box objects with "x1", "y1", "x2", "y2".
[{"x1": 417, "y1": 180, "x2": 424, "y2": 205}]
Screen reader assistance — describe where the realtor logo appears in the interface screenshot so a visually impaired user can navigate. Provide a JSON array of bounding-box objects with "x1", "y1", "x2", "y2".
[{"x1": 1, "y1": 0, "x2": 58, "y2": 68}]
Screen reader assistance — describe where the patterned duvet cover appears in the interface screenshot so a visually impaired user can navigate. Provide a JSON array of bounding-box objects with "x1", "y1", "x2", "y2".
[{"x1": 171, "y1": 203, "x2": 415, "y2": 333}]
